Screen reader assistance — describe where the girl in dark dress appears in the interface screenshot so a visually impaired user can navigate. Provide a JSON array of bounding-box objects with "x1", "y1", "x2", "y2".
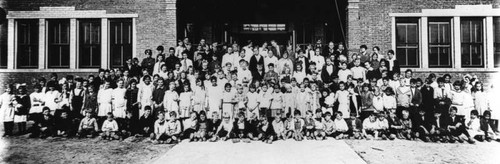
[
  {"x1": 126, "y1": 79, "x2": 140, "y2": 119},
  {"x1": 70, "y1": 79, "x2": 85, "y2": 119},
  {"x1": 82, "y1": 85, "x2": 98, "y2": 115}
]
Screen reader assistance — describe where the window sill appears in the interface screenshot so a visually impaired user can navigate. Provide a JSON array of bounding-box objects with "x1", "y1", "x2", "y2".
[
  {"x1": 407, "y1": 68, "x2": 500, "y2": 73},
  {"x1": 0, "y1": 69, "x2": 99, "y2": 73}
]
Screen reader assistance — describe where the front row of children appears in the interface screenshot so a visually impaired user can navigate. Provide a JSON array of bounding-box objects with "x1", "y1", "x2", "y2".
[{"x1": 28, "y1": 102, "x2": 496, "y2": 144}]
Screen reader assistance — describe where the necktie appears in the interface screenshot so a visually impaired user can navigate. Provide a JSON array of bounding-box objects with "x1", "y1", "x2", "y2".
[{"x1": 183, "y1": 59, "x2": 187, "y2": 71}]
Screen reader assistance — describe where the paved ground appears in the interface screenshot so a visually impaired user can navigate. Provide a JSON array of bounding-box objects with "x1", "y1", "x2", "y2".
[{"x1": 153, "y1": 138, "x2": 366, "y2": 164}]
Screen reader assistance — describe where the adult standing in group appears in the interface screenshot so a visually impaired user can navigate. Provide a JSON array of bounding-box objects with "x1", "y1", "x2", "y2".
[
  {"x1": 321, "y1": 57, "x2": 338, "y2": 85},
  {"x1": 141, "y1": 48, "x2": 156, "y2": 75},
  {"x1": 358, "y1": 45, "x2": 370, "y2": 64},
  {"x1": 165, "y1": 47, "x2": 180, "y2": 71},
  {"x1": 384, "y1": 50, "x2": 400, "y2": 77},
  {"x1": 249, "y1": 47, "x2": 265, "y2": 73},
  {"x1": 270, "y1": 40, "x2": 283, "y2": 58}
]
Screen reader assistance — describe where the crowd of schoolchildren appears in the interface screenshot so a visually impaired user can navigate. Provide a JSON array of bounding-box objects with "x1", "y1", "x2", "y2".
[{"x1": 0, "y1": 38, "x2": 498, "y2": 144}]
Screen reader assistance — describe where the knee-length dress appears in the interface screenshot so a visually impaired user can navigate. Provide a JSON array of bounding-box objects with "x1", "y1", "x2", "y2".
[
  {"x1": 97, "y1": 88, "x2": 113, "y2": 117},
  {"x1": 192, "y1": 86, "x2": 207, "y2": 113},
  {"x1": 295, "y1": 91, "x2": 310, "y2": 116},
  {"x1": 112, "y1": 88, "x2": 127, "y2": 118},
  {"x1": 179, "y1": 91, "x2": 193, "y2": 118},
  {"x1": 163, "y1": 90, "x2": 179, "y2": 117},
  {"x1": 336, "y1": 90, "x2": 350, "y2": 118},
  {"x1": 0, "y1": 93, "x2": 14, "y2": 122}
]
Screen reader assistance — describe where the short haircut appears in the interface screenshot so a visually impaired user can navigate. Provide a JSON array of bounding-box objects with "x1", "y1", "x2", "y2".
[
  {"x1": 360, "y1": 45, "x2": 367, "y2": 49},
  {"x1": 157, "y1": 45, "x2": 164, "y2": 51}
]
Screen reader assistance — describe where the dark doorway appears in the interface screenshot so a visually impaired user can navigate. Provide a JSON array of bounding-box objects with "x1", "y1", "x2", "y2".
[{"x1": 237, "y1": 33, "x2": 291, "y2": 46}]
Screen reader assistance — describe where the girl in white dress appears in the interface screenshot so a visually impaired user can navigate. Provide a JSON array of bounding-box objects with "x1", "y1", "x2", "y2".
[
  {"x1": 335, "y1": 82, "x2": 350, "y2": 119},
  {"x1": 206, "y1": 77, "x2": 223, "y2": 119},
  {"x1": 112, "y1": 80, "x2": 127, "y2": 119},
  {"x1": 57, "y1": 83, "x2": 71, "y2": 116},
  {"x1": 221, "y1": 83, "x2": 236, "y2": 119},
  {"x1": 450, "y1": 81, "x2": 474, "y2": 119},
  {"x1": 0, "y1": 85, "x2": 15, "y2": 136},
  {"x1": 295, "y1": 84, "x2": 311, "y2": 117},
  {"x1": 293, "y1": 64, "x2": 306, "y2": 84},
  {"x1": 192, "y1": 79, "x2": 207, "y2": 113},
  {"x1": 138, "y1": 75, "x2": 154, "y2": 117},
  {"x1": 97, "y1": 81, "x2": 113, "y2": 121},
  {"x1": 152, "y1": 54, "x2": 165, "y2": 76},
  {"x1": 179, "y1": 85, "x2": 193, "y2": 118},
  {"x1": 472, "y1": 82, "x2": 488, "y2": 116},
  {"x1": 44, "y1": 83, "x2": 61, "y2": 115},
  {"x1": 29, "y1": 85, "x2": 45, "y2": 115},
  {"x1": 163, "y1": 81, "x2": 180, "y2": 119},
  {"x1": 323, "y1": 90, "x2": 335, "y2": 115}
]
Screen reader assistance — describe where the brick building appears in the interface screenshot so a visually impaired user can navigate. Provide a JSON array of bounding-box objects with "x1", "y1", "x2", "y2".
[{"x1": 0, "y1": 0, "x2": 499, "y2": 88}]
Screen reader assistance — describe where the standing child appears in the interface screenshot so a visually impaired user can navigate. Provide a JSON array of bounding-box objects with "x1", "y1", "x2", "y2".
[
  {"x1": 295, "y1": 84, "x2": 311, "y2": 117},
  {"x1": 270, "y1": 85, "x2": 284, "y2": 119},
  {"x1": 29, "y1": 84, "x2": 45, "y2": 118},
  {"x1": 335, "y1": 82, "x2": 350, "y2": 118},
  {"x1": 221, "y1": 83, "x2": 236, "y2": 118},
  {"x1": 258, "y1": 84, "x2": 273, "y2": 118},
  {"x1": 1, "y1": 85, "x2": 15, "y2": 137},
  {"x1": 138, "y1": 76, "x2": 154, "y2": 117},
  {"x1": 112, "y1": 80, "x2": 127, "y2": 121},
  {"x1": 337, "y1": 62, "x2": 352, "y2": 83},
  {"x1": 246, "y1": 84, "x2": 260, "y2": 117},
  {"x1": 70, "y1": 79, "x2": 85, "y2": 118},
  {"x1": 179, "y1": 85, "x2": 193, "y2": 118},
  {"x1": 163, "y1": 81, "x2": 180, "y2": 119},
  {"x1": 282, "y1": 86, "x2": 295, "y2": 115},
  {"x1": 14, "y1": 86, "x2": 30, "y2": 135},
  {"x1": 309, "y1": 84, "x2": 321, "y2": 112},
  {"x1": 396, "y1": 78, "x2": 410, "y2": 118},
  {"x1": 44, "y1": 83, "x2": 61, "y2": 115},
  {"x1": 234, "y1": 84, "x2": 248, "y2": 116},
  {"x1": 97, "y1": 81, "x2": 113, "y2": 124},
  {"x1": 125, "y1": 80, "x2": 140, "y2": 119},
  {"x1": 192, "y1": 79, "x2": 207, "y2": 114},
  {"x1": 451, "y1": 81, "x2": 474, "y2": 119},
  {"x1": 382, "y1": 87, "x2": 397, "y2": 112}
]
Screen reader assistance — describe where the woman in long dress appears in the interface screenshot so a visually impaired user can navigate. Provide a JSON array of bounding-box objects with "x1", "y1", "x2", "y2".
[
  {"x1": 97, "y1": 81, "x2": 113, "y2": 122},
  {"x1": 192, "y1": 79, "x2": 207, "y2": 114},
  {"x1": 0, "y1": 85, "x2": 16, "y2": 136}
]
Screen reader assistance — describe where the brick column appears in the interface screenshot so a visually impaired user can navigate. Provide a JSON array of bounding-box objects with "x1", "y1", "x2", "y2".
[
  {"x1": 165, "y1": 0, "x2": 177, "y2": 48},
  {"x1": 347, "y1": 0, "x2": 360, "y2": 52}
]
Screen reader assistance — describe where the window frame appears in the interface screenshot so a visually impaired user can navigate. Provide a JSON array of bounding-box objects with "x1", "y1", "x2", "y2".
[
  {"x1": 428, "y1": 17, "x2": 453, "y2": 68},
  {"x1": 460, "y1": 17, "x2": 485, "y2": 68},
  {"x1": 0, "y1": 23, "x2": 7, "y2": 68},
  {"x1": 78, "y1": 19, "x2": 101, "y2": 68},
  {"x1": 109, "y1": 18, "x2": 133, "y2": 68},
  {"x1": 47, "y1": 19, "x2": 71, "y2": 68},
  {"x1": 494, "y1": 17, "x2": 500, "y2": 68},
  {"x1": 16, "y1": 19, "x2": 39, "y2": 69},
  {"x1": 395, "y1": 17, "x2": 420, "y2": 68}
]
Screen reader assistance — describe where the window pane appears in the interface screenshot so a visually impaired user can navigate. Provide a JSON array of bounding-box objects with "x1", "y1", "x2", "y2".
[
  {"x1": 495, "y1": 17, "x2": 500, "y2": 67},
  {"x1": 395, "y1": 18, "x2": 419, "y2": 68},
  {"x1": 110, "y1": 19, "x2": 132, "y2": 68},
  {"x1": 79, "y1": 19, "x2": 101, "y2": 68},
  {"x1": 17, "y1": 19, "x2": 39, "y2": 68},
  {"x1": 461, "y1": 18, "x2": 484, "y2": 67},
  {"x1": 48, "y1": 19, "x2": 70, "y2": 68}
]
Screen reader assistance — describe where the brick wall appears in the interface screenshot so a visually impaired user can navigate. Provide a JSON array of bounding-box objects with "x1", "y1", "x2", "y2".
[
  {"x1": 347, "y1": 0, "x2": 496, "y2": 52},
  {"x1": 0, "y1": 0, "x2": 177, "y2": 60}
]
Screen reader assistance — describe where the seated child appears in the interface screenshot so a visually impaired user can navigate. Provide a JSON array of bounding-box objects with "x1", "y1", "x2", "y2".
[
  {"x1": 400, "y1": 110, "x2": 413, "y2": 140},
  {"x1": 313, "y1": 109, "x2": 326, "y2": 140},
  {"x1": 376, "y1": 112, "x2": 389, "y2": 140},
  {"x1": 182, "y1": 112, "x2": 198, "y2": 141},
  {"x1": 332, "y1": 111, "x2": 349, "y2": 139},
  {"x1": 101, "y1": 112, "x2": 120, "y2": 140},
  {"x1": 195, "y1": 111, "x2": 212, "y2": 141},
  {"x1": 77, "y1": 109, "x2": 99, "y2": 138},
  {"x1": 362, "y1": 113, "x2": 379, "y2": 140},
  {"x1": 212, "y1": 113, "x2": 233, "y2": 141},
  {"x1": 445, "y1": 107, "x2": 474, "y2": 144},
  {"x1": 121, "y1": 112, "x2": 138, "y2": 138},
  {"x1": 165, "y1": 111, "x2": 182, "y2": 143},
  {"x1": 413, "y1": 109, "x2": 431, "y2": 142},
  {"x1": 209, "y1": 111, "x2": 222, "y2": 138},
  {"x1": 481, "y1": 111, "x2": 499, "y2": 142},
  {"x1": 137, "y1": 106, "x2": 155, "y2": 137},
  {"x1": 257, "y1": 116, "x2": 276, "y2": 144},
  {"x1": 324, "y1": 112, "x2": 336, "y2": 138},
  {"x1": 465, "y1": 110, "x2": 484, "y2": 142},
  {"x1": 151, "y1": 112, "x2": 168, "y2": 144},
  {"x1": 290, "y1": 110, "x2": 305, "y2": 141},
  {"x1": 246, "y1": 112, "x2": 260, "y2": 140},
  {"x1": 387, "y1": 109, "x2": 404, "y2": 140},
  {"x1": 346, "y1": 112, "x2": 363, "y2": 139},
  {"x1": 272, "y1": 111, "x2": 286, "y2": 140},
  {"x1": 429, "y1": 111, "x2": 447, "y2": 142},
  {"x1": 231, "y1": 112, "x2": 249, "y2": 143},
  {"x1": 304, "y1": 110, "x2": 315, "y2": 140},
  {"x1": 55, "y1": 111, "x2": 74, "y2": 137},
  {"x1": 30, "y1": 107, "x2": 55, "y2": 138}
]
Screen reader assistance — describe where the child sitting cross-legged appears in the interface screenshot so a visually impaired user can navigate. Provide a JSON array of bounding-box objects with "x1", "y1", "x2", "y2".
[
  {"x1": 376, "y1": 112, "x2": 390, "y2": 140},
  {"x1": 346, "y1": 112, "x2": 363, "y2": 139},
  {"x1": 230, "y1": 112, "x2": 249, "y2": 143},
  {"x1": 100, "y1": 112, "x2": 120, "y2": 140},
  {"x1": 332, "y1": 111, "x2": 349, "y2": 139},
  {"x1": 77, "y1": 109, "x2": 99, "y2": 138},
  {"x1": 362, "y1": 113, "x2": 379, "y2": 140},
  {"x1": 212, "y1": 112, "x2": 233, "y2": 142},
  {"x1": 313, "y1": 109, "x2": 326, "y2": 140},
  {"x1": 257, "y1": 116, "x2": 276, "y2": 144}
]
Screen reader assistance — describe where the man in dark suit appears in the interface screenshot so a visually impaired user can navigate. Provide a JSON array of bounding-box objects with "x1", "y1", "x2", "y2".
[
  {"x1": 294, "y1": 50, "x2": 309, "y2": 73},
  {"x1": 412, "y1": 109, "x2": 431, "y2": 142},
  {"x1": 251, "y1": 64, "x2": 266, "y2": 83},
  {"x1": 385, "y1": 50, "x2": 400, "y2": 77},
  {"x1": 409, "y1": 79, "x2": 422, "y2": 119},
  {"x1": 321, "y1": 58, "x2": 338, "y2": 85},
  {"x1": 270, "y1": 40, "x2": 283, "y2": 58},
  {"x1": 123, "y1": 58, "x2": 142, "y2": 79}
]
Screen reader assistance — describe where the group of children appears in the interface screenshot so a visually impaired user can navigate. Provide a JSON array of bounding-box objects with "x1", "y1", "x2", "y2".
[{"x1": 0, "y1": 40, "x2": 498, "y2": 145}]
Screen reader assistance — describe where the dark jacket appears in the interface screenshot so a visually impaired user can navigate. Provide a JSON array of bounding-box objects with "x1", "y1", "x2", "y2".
[{"x1": 320, "y1": 65, "x2": 338, "y2": 84}]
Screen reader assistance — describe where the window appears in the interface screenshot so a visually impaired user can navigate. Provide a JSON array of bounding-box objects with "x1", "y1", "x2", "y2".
[
  {"x1": 17, "y1": 20, "x2": 39, "y2": 68},
  {"x1": 47, "y1": 19, "x2": 70, "y2": 68},
  {"x1": 395, "y1": 18, "x2": 419, "y2": 67},
  {"x1": 428, "y1": 18, "x2": 452, "y2": 68},
  {"x1": 494, "y1": 17, "x2": 500, "y2": 68},
  {"x1": 0, "y1": 23, "x2": 7, "y2": 68},
  {"x1": 461, "y1": 18, "x2": 484, "y2": 68},
  {"x1": 79, "y1": 19, "x2": 101, "y2": 68},
  {"x1": 110, "y1": 19, "x2": 132, "y2": 68}
]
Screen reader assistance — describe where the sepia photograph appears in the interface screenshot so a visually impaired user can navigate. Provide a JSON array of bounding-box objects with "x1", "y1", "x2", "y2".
[{"x1": 0, "y1": 0, "x2": 500, "y2": 163}]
